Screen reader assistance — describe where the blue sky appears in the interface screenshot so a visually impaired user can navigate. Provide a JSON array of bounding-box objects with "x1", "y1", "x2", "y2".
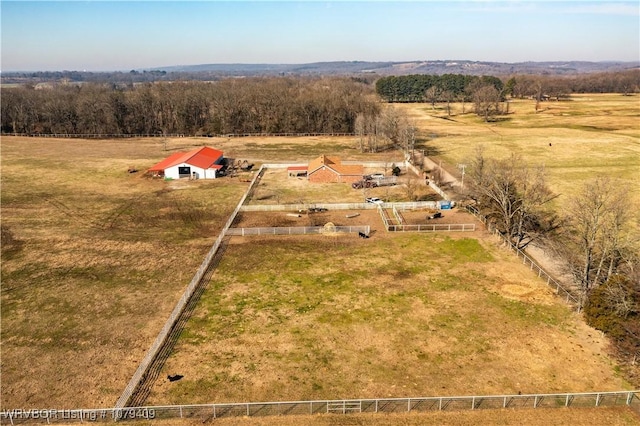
[{"x1": 1, "y1": 1, "x2": 639, "y2": 72}]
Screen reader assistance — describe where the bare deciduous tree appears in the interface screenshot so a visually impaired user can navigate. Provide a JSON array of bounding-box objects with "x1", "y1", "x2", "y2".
[
  {"x1": 472, "y1": 85, "x2": 503, "y2": 122},
  {"x1": 424, "y1": 86, "x2": 441, "y2": 110},
  {"x1": 468, "y1": 148, "x2": 559, "y2": 250},
  {"x1": 563, "y1": 178, "x2": 635, "y2": 305}
]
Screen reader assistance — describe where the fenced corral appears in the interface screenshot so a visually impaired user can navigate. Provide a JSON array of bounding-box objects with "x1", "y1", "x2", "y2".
[
  {"x1": 113, "y1": 166, "x2": 444, "y2": 408},
  {"x1": 376, "y1": 205, "x2": 475, "y2": 232},
  {"x1": 226, "y1": 225, "x2": 370, "y2": 237},
  {"x1": 1, "y1": 391, "x2": 637, "y2": 424},
  {"x1": 465, "y1": 206, "x2": 580, "y2": 308}
]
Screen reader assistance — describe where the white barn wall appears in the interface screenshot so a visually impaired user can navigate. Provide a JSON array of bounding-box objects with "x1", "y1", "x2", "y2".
[{"x1": 164, "y1": 163, "x2": 217, "y2": 180}]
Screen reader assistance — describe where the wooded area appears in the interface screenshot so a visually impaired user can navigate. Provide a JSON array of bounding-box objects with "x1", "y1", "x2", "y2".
[
  {"x1": 376, "y1": 74, "x2": 504, "y2": 102},
  {"x1": 0, "y1": 77, "x2": 380, "y2": 136},
  {"x1": 376, "y1": 70, "x2": 640, "y2": 102}
]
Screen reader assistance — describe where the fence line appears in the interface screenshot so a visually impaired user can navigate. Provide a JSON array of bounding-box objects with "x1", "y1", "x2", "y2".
[
  {"x1": 114, "y1": 166, "x2": 267, "y2": 409},
  {"x1": 3, "y1": 133, "x2": 187, "y2": 139},
  {"x1": 240, "y1": 201, "x2": 439, "y2": 212},
  {"x1": 2, "y1": 391, "x2": 637, "y2": 424},
  {"x1": 374, "y1": 205, "x2": 473, "y2": 232},
  {"x1": 4, "y1": 132, "x2": 355, "y2": 139},
  {"x1": 261, "y1": 161, "x2": 408, "y2": 170},
  {"x1": 387, "y1": 224, "x2": 476, "y2": 232},
  {"x1": 241, "y1": 203, "x2": 376, "y2": 212},
  {"x1": 465, "y1": 206, "x2": 580, "y2": 308},
  {"x1": 226, "y1": 225, "x2": 370, "y2": 237}
]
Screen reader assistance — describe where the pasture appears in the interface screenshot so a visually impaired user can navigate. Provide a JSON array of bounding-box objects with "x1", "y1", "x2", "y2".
[
  {"x1": 0, "y1": 136, "x2": 249, "y2": 408},
  {"x1": 145, "y1": 231, "x2": 629, "y2": 405},
  {"x1": 394, "y1": 94, "x2": 640, "y2": 210},
  {"x1": 1, "y1": 93, "x2": 638, "y2": 423}
]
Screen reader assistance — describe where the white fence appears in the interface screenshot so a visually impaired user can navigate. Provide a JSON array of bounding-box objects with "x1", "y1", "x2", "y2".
[
  {"x1": 240, "y1": 201, "x2": 438, "y2": 212},
  {"x1": 226, "y1": 225, "x2": 370, "y2": 236},
  {"x1": 1, "y1": 391, "x2": 637, "y2": 424},
  {"x1": 387, "y1": 224, "x2": 476, "y2": 232},
  {"x1": 241, "y1": 203, "x2": 375, "y2": 212}
]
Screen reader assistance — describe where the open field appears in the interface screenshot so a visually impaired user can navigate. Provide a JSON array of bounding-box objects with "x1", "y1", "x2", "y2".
[
  {"x1": 393, "y1": 93, "x2": 640, "y2": 212},
  {"x1": 201, "y1": 135, "x2": 406, "y2": 165},
  {"x1": 0, "y1": 137, "x2": 250, "y2": 408},
  {"x1": 1, "y1": 91, "x2": 638, "y2": 423},
  {"x1": 146, "y1": 231, "x2": 629, "y2": 405}
]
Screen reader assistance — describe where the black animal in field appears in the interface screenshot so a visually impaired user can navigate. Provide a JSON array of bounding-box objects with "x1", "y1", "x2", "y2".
[{"x1": 167, "y1": 374, "x2": 184, "y2": 382}]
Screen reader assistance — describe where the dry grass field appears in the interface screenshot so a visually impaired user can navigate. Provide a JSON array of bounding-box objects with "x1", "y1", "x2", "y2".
[
  {"x1": 0, "y1": 136, "x2": 250, "y2": 408},
  {"x1": 393, "y1": 93, "x2": 640, "y2": 211},
  {"x1": 145, "y1": 230, "x2": 630, "y2": 406},
  {"x1": 1, "y1": 93, "x2": 638, "y2": 426}
]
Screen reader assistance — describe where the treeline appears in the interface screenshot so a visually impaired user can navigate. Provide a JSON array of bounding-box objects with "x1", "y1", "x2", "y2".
[
  {"x1": 506, "y1": 70, "x2": 640, "y2": 99},
  {"x1": 1, "y1": 77, "x2": 380, "y2": 136},
  {"x1": 1, "y1": 70, "x2": 171, "y2": 85},
  {"x1": 376, "y1": 74, "x2": 504, "y2": 102},
  {"x1": 377, "y1": 70, "x2": 640, "y2": 103}
]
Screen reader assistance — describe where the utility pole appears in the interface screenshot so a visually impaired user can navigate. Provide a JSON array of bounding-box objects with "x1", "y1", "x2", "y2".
[{"x1": 457, "y1": 163, "x2": 467, "y2": 189}]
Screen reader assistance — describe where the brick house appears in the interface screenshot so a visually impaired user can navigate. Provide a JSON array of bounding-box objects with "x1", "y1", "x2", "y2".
[{"x1": 306, "y1": 155, "x2": 364, "y2": 184}]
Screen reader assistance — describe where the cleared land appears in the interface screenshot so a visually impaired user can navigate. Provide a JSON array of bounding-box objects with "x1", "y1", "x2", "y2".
[
  {"x1": 0, "y1": 137, "x2": 250, "y2": 408},
  {"x1": 0, "y1": 135, "x2": 453, "y2": 409},
  {"x1": 393, "y1": 94, "x2": 640, "y2": 210},
  {"x1": 145, "y1": 230, "x2": 629, "y2": 405},
  {"x1": 1, "y1": 94, "x2": 638, "y2": 424}
]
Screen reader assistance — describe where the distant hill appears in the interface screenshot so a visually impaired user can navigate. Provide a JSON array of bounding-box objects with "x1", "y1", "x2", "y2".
[
  {"x1": 153, "y1": 60, "x2": 639, "y2": 76},
  {"x1": 2, "y1": 60, "x2": 638, "y2": 85}
]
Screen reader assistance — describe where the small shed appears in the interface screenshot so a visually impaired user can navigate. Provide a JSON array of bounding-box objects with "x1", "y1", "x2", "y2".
[
  {"x1": 287, "y1": 165, "x2": 308, "y2": 178},
  {"x1": 148, "y1": 147, "x2": 224, "y2": 179}
]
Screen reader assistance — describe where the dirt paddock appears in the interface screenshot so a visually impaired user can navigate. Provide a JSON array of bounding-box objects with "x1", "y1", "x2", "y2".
[{"x1": 232, "y1": 207, "x2": 480, "y2": 234}]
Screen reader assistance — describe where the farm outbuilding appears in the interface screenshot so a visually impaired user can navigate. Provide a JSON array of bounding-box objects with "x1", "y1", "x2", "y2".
[
  {"x1": 307, "y1": 155, "x2": 364, "y2": 184},
  {"x1": 287, "y1": 165, "x2": 308, "y2": 178},
  {"x1": 148, "y1": 147, "x2": 224, "y2": 179}
]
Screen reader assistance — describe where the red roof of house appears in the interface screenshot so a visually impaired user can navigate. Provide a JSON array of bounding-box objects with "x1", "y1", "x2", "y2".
[
  {"x1": 148, "y1": 147, "x2": 224, "y2": 172},
  {"x1": 287, "y1": 166, "x2": 308, "y2": 171}
]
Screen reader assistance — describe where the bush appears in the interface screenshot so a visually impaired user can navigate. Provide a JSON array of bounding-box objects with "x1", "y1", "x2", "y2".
[{"x1": 585, "y1": 275, "x2": 640, "y2": 366}]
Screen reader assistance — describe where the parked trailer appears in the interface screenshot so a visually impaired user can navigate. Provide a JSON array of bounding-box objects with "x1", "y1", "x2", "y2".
[{"x1": 374, "y1": 176, "x2": 397, "y2": 186}]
